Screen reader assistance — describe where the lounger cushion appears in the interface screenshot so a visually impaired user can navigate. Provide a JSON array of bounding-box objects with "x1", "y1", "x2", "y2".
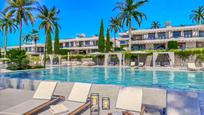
[
  {"x1": 50, "y1": 104, "x2": 69, "y2": 114},
  {"x1": 33, "y1": 81, "x2": 57, "y2": 100},
  {"x1": 39, "y1": 101, "x2": 84, "y2": 115},
  {"x1": 116, "y1": 87, "x2": 143, "y2": 112},
  {"x1": 68, "y1": 83, "x2": 91, "y2": 103}
]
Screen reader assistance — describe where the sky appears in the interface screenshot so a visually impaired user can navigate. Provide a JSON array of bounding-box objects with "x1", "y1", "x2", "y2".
[{"x1": 0, "y1": 0, "x2": 204, "y2": 47}]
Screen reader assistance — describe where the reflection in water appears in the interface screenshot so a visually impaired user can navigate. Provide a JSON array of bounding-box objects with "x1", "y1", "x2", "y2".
[
  {"x1": 169, "y1": 71, "x2": 175, "y2": 81},
  {"x1": 152, "y1": 70, "x2": 158, "y2": 84},
  {"x1": 188, "y1": 72, "x2": 196, "y2": 82},
  {"x1": 118, "y1": 67, "x2": 122, "y2": 81},
  {"x1": 104, "y1": 68, "x2": 108, "y2": 80}
]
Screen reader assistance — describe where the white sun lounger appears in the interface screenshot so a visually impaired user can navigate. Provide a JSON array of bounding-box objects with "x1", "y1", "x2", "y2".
[
  {"x1": 116, "y1": 87, "x2": 143, "y2": 113},
  {"x1": 39, "y1": 82, "x2": 92, "y2": 115},
  {"x1": 201, "y1": 63, "x2": 204, "y2": 71},
  {"x1": 0, "y1": 81, "x2": 61, "y2": 115},
  {"x1": 130, "y1": 62, "x2": 136, "y2": 67},
  {"x1": 187, "y1": 63, "x2": 200, "y2": 71}
]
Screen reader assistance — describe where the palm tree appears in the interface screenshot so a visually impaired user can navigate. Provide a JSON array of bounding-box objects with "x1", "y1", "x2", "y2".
[
  {"x1": 109, "y1": 17, "x2": 122, "y2": 48},
  {"x1": 190, "y1": 6, "x2": 204, "y2": 25},
  {"x1": 151, "y1": 21, "x2": 161, "y2": 29},
  {"x1": 113, "y1": 0, "x2": 148, "y2": 50},
  {"x1": 24, "y1": 29, "x2": 39, "y2": 54},
  {"x1": 0, "y1": 12, "x2": 18, "y2": 55},
  {"x1": 3, "y1": 0, "x2": 38, "y2": 50},
  {"x1": 38, "y1": 5, "x2": 59, "y2": 67}
]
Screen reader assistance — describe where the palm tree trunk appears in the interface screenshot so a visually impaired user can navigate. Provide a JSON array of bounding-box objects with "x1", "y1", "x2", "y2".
[
  {"x1": 114, "y1": 33, "x2": 116, "y2": 50},
  {"x1": 43, "y1": 41, "x2": 47, "y2": 68},
  {"x1": 19, "y1": 20, "x2": 23, "y2": 50},
  {"x1": 4, "y1": 30, "x2": 8, "y2": 56},
  {"x1": 34, "y1": 40, "x2": 37, "y2": 54},
  {"x1": 128, "y1": 21, "x2": 132, "y2": 51}
]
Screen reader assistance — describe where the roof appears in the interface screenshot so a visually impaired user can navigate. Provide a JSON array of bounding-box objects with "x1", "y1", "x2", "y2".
[{"x1": 119, "y1": 24, "x2": 204, "y2": 36}]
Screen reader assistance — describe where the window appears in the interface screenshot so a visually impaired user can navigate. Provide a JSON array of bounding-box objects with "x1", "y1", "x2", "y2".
[
  {"x1": 132, "y1": 35, "x2": 143, "y2": 40},
  {"x1": 184, "y1": 30, "x2": 192, "y2": 38},
  {"x1": 122, "y1": 35, "x2": 129, "y2": 38},
  {"x1": 154, "y1": 44, "x2": 166, "y2": 50},
  {"x1": 120, "y1": 41, "x2": 128, "y2": 45},
  {"x1": 65, "y1": 43, "x2": 69, "y2": 47},
  {"x1": 199, "y1": 31, "x2": 204, "y2": 37},
  {"x1": 178, "y1": 43, "x2": 186, "y2": 50},
  {"x1": 79, "y1": 41, "x2": 83, "y2": 47},
  {"x1": 85, "y1": 41, "x2": 90, "y2": 46},
  {"x1": 158, "y1": 32, "x2": 166, "y2": 39},
  {"x1": 132, "y1": 44, "x2": 145, "y2": 50},
  {"x1": 173, "y1": 31, "x2": 181, "y2": 38},
  {"x1": 148, "y1": 33, "x2": 156, "y2": 40},
  {"x1": 70, "y1": 42, "x2": 74, "y2": 47}
]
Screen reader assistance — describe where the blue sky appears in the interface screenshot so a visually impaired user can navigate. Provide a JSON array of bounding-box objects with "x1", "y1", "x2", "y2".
[{"x1": 0, "y1": 0, "x2": 204, "y2": 47}]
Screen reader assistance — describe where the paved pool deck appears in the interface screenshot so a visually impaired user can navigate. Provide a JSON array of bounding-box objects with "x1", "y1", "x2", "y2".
[{"x1": 0, "y1": 79, "x2": 203, "y2": 115}]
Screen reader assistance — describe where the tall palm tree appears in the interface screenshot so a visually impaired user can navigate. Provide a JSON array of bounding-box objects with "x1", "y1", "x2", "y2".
[
  {"x1": 0, "y1": 12, "x2": 18, "y2": 55},
  {"x1": 3, "y1": 0, "x2": 38, "y2": 50},
  {"x1": 113, "y1": 0, "x2": 148, "y2": 50},
  {"x1": 38, "y1": 5, "x2": 59, "y2": 67},
  {"x1": 24, "y1": 29, "x2": 39, "y2": 54},
  {"x1": 151, "y1": 21, "x2": 160, "y2": 29},
  {"x1": 190, "y1": 6, "x2": 204, "y2": 25},
  {"x1": 109, "y1": 17, "x2": 122, "y2": 48},
  {"x1": 110, "y1": 17, "x2": 122, "y2": 39}
]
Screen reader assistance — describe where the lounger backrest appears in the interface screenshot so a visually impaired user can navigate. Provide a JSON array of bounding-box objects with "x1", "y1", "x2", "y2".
[
  {"x1": 139, "y1": 62, "x2": 144, "y2": 66},
  {"x1": 202, "y1": 63, "x2": 204, "y2": 68},
  {"x1": 68, "y1": 82, "x2": 92, "y2": 103},
  {"x1": 33, "y1": 81, "x2": 57, "y2": 100},
  {"x1": 187, "y1": 63, "x2": 196, "y2": 68},
  {"x1": 130, "y1": 62, "x2": 135, "y2": 66},
  {"x1": 116, "y1": 87, "x2": 143, "y2": 112}
]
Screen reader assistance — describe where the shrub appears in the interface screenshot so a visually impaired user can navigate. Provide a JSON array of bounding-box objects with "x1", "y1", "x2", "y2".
[
  {"x1": 168, "y1": 41, "x2": 178, "y2": 49},
  {"x1": 6, "y1": 49, "x2": 30, "y2": 70},
  {"x1": 60, "y1": 49, "x2": 69, "y2": 55}
]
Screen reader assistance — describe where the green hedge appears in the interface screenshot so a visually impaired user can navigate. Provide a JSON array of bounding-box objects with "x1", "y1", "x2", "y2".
[{"x1": 168, "y1": 41, "x2": 178, "y2": 49}]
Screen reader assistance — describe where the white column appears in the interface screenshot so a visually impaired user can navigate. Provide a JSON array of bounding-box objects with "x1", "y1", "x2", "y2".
[
  {"x1": 104, "y1": 53, "x2": 109, "y2": 66},
  {"x1": 153, "y1": 53, "x2": 158, "y2": 67},
  {"x1": 181, "y1": 31, "x2": 184, "y2": 37},
  {"x1": 58, "y1": 55, "x2": 61, "y2": 65},
  {"x1": 169, "y1": 52, "x2": 175, "y2": 67}
]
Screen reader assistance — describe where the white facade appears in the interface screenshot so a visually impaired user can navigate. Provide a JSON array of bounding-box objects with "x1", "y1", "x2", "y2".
[
  {"x1": 118, "y1": 24, "x2": 204, "y2": 50},
  {"x1": 7, "y1": 36, "x2": 116, "y2": 54}
]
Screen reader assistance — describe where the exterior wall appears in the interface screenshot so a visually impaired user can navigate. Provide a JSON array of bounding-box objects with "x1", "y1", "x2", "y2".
[
  {"x1": 186, "y1": 42, "x2": 196, "y2": 49},
  {"x1": 145, "y1": 44, "x2": 154, "y2": 50},
  {"x1": 118, "y1": 24, "x2": 204, "y2": 50}
]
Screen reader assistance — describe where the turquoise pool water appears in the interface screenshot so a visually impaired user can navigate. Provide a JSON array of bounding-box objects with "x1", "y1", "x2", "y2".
[{"x1": 0, "y1": 67, "x2": 204, "y2": 91}]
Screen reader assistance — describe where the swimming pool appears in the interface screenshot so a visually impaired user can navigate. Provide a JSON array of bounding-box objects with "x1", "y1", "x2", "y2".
[{"x1": 0, "y1": 67, "x2": 204, "y2": 91}]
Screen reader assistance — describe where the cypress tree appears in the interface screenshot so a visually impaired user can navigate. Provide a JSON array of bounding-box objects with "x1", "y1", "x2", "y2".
[
  {"x1": 54, "y1": 25, "x2": 60, "y2": 54},
  {"x1": 106, "y1": 29, "x2": 111, "y2": 52},
  {"x1": 98, "y1": 19, "x2": 105, "y2": 52},
  {"x1": 46, "y1": 31, "x2": 52, "y2": 54}
]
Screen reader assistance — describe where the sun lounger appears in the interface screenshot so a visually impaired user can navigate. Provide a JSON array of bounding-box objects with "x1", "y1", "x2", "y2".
[
  {"x1": 187, "y1": 63, "x2": 199, "y2": 71},
  {"x1": 138, "y1": 62, "x2": 144, "y2": 67},
  {"x1": 130, "y1": 62, "x2": 136, "y2": 67},
  {"x1": 39, "y1": 82, "x2": 92, "y2": 115},
  {"x1": 107, "y1": 87, "x2": 145, "y2": 115},
  {"x1": 201, "y1": 63, "x2": 204, "y2": 71},
  {"x1": 0, "y1": 81, "x2": 64, "y2": 115}
]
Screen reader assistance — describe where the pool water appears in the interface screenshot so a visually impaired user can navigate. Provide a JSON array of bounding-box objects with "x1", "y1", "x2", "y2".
[{"x1": 0, "y1": 67, "x2": 204, "y2": 91}]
